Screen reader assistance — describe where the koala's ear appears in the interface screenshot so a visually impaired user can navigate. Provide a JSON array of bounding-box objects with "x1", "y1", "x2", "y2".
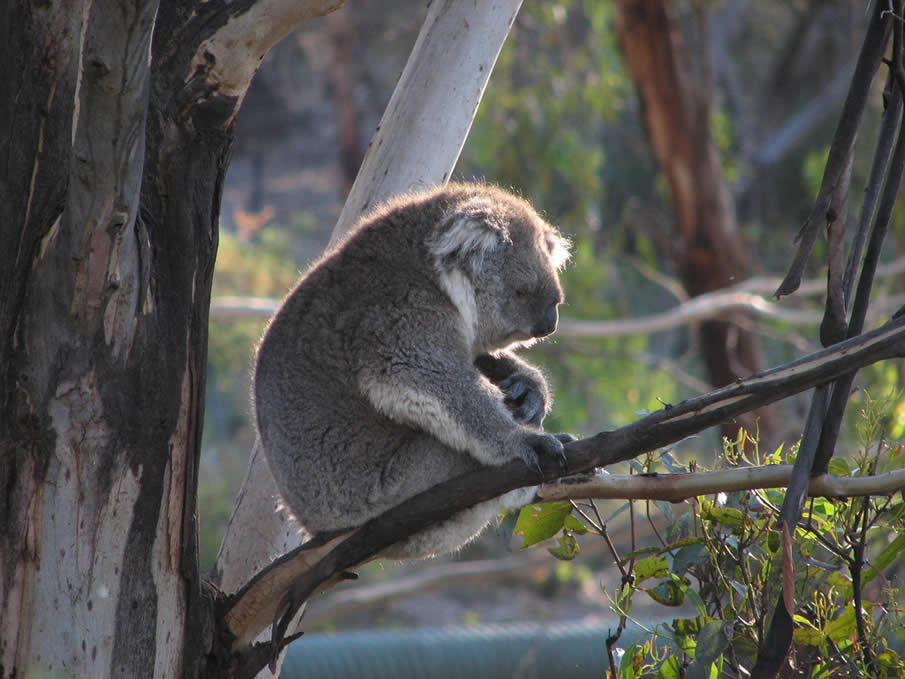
[
  {"x1": 428, "y1": 198, "x2": 510, "y2": 273},
  {"x1": 546, "y1": 231, "x2": 572, "y2": 270}
]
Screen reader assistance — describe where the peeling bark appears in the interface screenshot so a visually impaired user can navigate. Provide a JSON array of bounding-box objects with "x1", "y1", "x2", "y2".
[{"x1": 0, "y1": 1, "x2": 343, "y2": 678}]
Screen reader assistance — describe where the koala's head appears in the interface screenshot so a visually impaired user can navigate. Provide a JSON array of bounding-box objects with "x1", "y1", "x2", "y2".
[{"x1": 428, "y1": 185, "x2": 570, "y2": 352}]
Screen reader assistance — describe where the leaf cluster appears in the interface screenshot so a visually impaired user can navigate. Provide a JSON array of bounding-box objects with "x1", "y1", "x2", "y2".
[{"x1": 512, "y1": 412, "x2": 905, "y2": 678}]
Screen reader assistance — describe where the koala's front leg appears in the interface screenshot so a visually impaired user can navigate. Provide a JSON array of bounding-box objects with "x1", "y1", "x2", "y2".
[
  {"x1": 357, "y1": 326, "x2": 565, "y2": 473},
  {"x1": 475, "y1": 351, "x2": 549, "y2": 427}
]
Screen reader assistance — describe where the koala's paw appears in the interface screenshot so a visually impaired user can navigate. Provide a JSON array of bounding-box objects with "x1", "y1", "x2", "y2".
[
  {"x1": 510, "y1": 431, "x2": 567, "y2": 478},
  {"x1": 553, "y1": 432, "x2": 578, "y2": 444},
  {"x1": 498, "y1": 372, "x2": 548, "y2": 427}
]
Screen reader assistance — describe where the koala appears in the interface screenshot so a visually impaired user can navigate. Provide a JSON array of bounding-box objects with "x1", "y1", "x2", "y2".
[{"x1": 253, "y1": 182, "x2": 572, "y2": 558}]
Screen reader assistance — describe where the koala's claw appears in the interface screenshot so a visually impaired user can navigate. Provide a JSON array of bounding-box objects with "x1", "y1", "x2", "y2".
[
  {"x1": 528, "y1": 454, "x2": 544, "y2": 478},
  {"x1": 523, "y1": 432, "x2": 568, "y2": 476},
  {"x1": 551, "y1": 447, "x2": 568, "y2": 474}
]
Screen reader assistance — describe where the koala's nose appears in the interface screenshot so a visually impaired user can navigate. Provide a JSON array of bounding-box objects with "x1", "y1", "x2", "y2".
[{"x1": 533, "y1": 303, "x2": 559, "y2": 337}]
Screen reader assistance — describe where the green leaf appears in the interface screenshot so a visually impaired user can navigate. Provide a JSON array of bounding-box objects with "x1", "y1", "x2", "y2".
[
  {"x1": 672, "y1": 542, "x2": 709, "y2": 575},
  {"x1": 657, "y1": 655, "x2": 681, "y2": 679},
  {"x1": 663, "y1": 536, "x2": 705, "y2": 550},
  {"x1": 824, "y1": 570, "x2": 854, "y2": 598},
  {"x1": 514, "y1": 501, "x2": 571, "y2": 548},
  {"x1": 730, "y1": 634, "x2": 759, "y2": 665},
  {"x1": 792, "y1": 627, "x2": 825, "y2": 646},
  {"x1": 862, "y1": 534, "x2": 905, "y2": 587},
  {"x1": 562, "y1": 514, "x2": 589, "y2": 534},
  {"x1": 701, "y1": 505, "x2": 745, "y2": 532},
  {"x1": 645, "y1": 578, "x2": 685, "y2": 606},
  {"x1": 548, "y1": 532, "x2": 580, "y2": 560},
  {"x1": 682, "y1": 583, "x2": 708, "y2": 617},
  {"x1": 825, "y1": 604, "x2": 858, "y2": 644},
  {"x1": 827, "y1": 458, "x2": 851, "y2": 477},
  {"x1": 616, "y1": 581, "x2": 634, "y2": 614},
  {"x1": 686, "y1": 621, "x2": 730, "y2": 679},
  {"x1": 633, "y1": 555, "x2": 669, "y2": 583},
  {"x1": 672, "y1": 616, "x2": 711, "y2": 637}
]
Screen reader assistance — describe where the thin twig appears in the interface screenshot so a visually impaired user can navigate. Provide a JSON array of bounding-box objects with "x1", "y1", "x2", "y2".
[{"x1": 851, "y1": 496, "x2": 877, "y2": 676}]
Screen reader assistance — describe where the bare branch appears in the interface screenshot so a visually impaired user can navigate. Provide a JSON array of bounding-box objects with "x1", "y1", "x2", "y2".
[
  {"x1": 755, "y1": 7, "x2": 905, "y2": 675},
  {"x1": 842, "y1": 72, "x2": 904, "y2": 311},
  {"x1": 303, "y1": 550, "x2": 555, "y2": 628},
  {"x1": 188, "y1": 0, "x2": 344, "y2": 119},
  {"x1": 210, "y1": 256, "x2": 905, "y2": 334},
  {"x1": 224, "y1": 531, "x2": 354, "y2": 648},
  {"x1": 538, "y1": 466, "x2": 905, "y2": 503},
  {"x1": 210, "y1": 290, "x2": 823, "y2": 328},
  {"x1": 812, "y1": 23, "x2": 905, "y2": 475},
  {"x1": 559, "y1": 292, "x2": 817, "y2": 337}
]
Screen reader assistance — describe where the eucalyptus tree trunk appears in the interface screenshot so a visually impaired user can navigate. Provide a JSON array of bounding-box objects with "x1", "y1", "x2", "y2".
[{"x1": 0, "y1": 1, "x2": 342, "y2": 677}]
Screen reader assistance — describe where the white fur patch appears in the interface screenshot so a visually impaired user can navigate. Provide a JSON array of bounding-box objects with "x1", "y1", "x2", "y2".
[
  {"x1": 437, "y1": 268, "x2": 477, "y2": 349},
  {"x1": 361, "y1": 380, "x2": 478, "y2": 455},
  {"x1": 428, "y1": 199, "x2": 507, "y2": 273},
  {"x1": 546, "y1": 232, "x2": 572, "y2": 270}
]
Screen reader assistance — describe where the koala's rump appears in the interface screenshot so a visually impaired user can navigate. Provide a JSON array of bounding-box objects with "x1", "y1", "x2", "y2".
[{"x1": 265, "y1": 392, "x2": 481, "y2": 533}]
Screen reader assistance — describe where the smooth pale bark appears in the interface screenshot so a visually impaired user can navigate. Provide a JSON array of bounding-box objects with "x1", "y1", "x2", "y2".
[
  {"x1": 332, "y1": 0, "x2": 524, "y2": 240},
  {"x1": 211, "y1": 2, "x2": 524, "y2": 668}
]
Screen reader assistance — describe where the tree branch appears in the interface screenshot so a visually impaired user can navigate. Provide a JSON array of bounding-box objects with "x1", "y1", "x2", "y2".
[
  {"x1": 537, "y1": 465, "x2": 905, "y2": 503},
  {"x1": 210, "y1": 256, "x2": 905, "y2": 333},
  {"x1": 222, "y1": 312, "x2": 905, "y2": 665}
]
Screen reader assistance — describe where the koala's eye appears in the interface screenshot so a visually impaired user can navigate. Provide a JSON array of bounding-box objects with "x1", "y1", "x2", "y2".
[{"x1": 514, "y1": 287, "x2": 534, "y2": 300}]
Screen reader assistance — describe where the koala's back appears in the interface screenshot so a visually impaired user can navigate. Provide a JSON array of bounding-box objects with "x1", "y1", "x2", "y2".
[{"x1": 254, "y1": 197, "x2": 476, "y2": 532}]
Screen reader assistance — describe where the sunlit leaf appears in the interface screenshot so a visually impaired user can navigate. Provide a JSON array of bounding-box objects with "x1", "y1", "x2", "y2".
[{"x1": 514, "y1": 501, "x2": 571, "y2": 548}]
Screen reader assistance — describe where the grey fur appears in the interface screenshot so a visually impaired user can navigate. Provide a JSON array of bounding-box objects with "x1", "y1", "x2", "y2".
[{"x1": 253, "y1": 183, "x2": 571, "y2": 558}]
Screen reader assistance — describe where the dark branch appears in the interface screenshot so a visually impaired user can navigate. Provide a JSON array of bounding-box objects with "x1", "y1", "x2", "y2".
[
  {"x1": 753, "y1": 9, "x2": 905, "y2": 676},
  {"x1": 813, "y1": 16, "x2": 905, "y2": 477},
  {"x1": 224, "y1": 312, "x2": 905, "y2": 675}
]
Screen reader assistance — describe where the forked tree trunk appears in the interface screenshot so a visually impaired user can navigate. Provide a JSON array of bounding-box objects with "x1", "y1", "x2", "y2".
[{"x1": 0, "y1": 1, "x2": 342, "y2": 677}]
